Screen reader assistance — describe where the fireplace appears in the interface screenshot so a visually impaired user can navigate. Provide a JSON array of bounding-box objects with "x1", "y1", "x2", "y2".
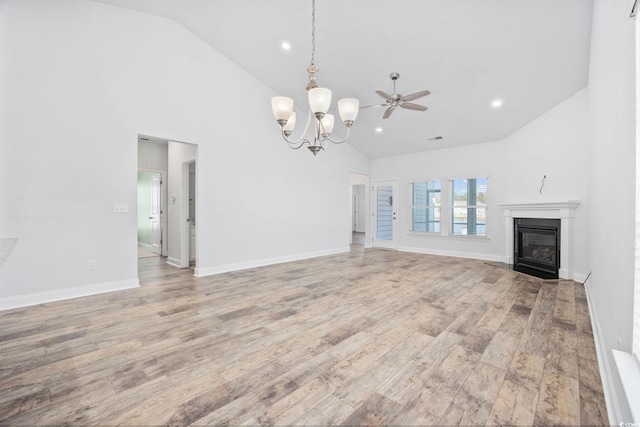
[
  {"x1": 514, "y1": 218, "x2": 560, "y2": 279},
  {"x1": 499, "y1": 201, "x2": 579, "y2": 280}
]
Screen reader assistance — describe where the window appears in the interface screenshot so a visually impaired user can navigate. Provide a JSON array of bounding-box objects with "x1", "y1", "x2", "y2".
[
  {"x1": 451, "y1": 177, "x2": 487, "y2": 236},
  {"x1": 410, "y1": 181, "x2": 441, "y2": 233},
  {"x1": 635, "y1": 165, "x2": 640, "y2": 361}
]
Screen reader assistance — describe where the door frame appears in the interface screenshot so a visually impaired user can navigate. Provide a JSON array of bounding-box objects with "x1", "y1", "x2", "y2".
[
  {"x1": 372, "y1": 179, "x2": 398, "y2": 250},
  {"x1": 138, "y1": 168, "x2": 168, "y2": 256},
  {"x1": 180, "y1": 160, "x2": 196, "y2": 268},
  {"x1": 349, "y1": 173, "x2": 370, "y2": 247},
  {"x1": 352, "y1": 192, "x2": 358, "y2": 232}
]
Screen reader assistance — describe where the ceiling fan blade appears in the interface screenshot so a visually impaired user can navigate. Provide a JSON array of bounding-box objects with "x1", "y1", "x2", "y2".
[
  {"x1": 399, "y1": 103, "x2": 428, "y2": 111},
  {"x1": 376, "y1": 90, "x2": 393, "y2": 101},
  {"x1": 382, "y1": 106, "x2": 396, "y2": 119},
  {"x1": 359, "y1": 103, "x2": 386, "y2": 109},
  {"x1": 402, "y1": 90, "x2": 431, "y2": 102}
]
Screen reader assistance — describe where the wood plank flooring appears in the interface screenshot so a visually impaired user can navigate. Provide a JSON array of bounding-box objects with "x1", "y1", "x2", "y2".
[{"x1": 0, "y1": 248, "x2": 608, "y2": 425}]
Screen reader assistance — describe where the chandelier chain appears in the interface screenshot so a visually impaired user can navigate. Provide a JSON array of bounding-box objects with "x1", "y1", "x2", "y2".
[{"x1": 310, "y1": 0, "x2": 316, "y2": 66}]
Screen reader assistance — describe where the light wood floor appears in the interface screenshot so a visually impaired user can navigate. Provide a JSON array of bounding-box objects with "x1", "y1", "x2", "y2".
[
  {"x1": 0, "y1": 248, "x2": 608, "y2": 425},
  {"x1": 138, "y1": 246, "x2": 159, "y2": 258}
]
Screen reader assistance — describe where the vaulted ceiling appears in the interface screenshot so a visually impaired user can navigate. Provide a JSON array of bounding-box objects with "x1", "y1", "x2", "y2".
[{"x1": 95, "y1": 0, "x2": 593, "y2": 158}]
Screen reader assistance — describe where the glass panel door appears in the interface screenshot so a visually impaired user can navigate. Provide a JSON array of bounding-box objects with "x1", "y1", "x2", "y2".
[{"x1": 373, "y1": 180, "x2": 397, "y2": 249}]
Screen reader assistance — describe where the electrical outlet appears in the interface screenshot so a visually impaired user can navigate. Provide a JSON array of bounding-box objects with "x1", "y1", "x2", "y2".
[
  {"x1": 113, "y1": 203, "x2": 129, "y2": 214},
  {"x1": 88, "y1": 259, "x2": 97, "y2": 270}
]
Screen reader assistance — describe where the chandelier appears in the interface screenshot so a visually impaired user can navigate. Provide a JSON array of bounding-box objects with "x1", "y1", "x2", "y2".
[{"x1": 271, "y1": 0, "x2": 359, "y2": 156}]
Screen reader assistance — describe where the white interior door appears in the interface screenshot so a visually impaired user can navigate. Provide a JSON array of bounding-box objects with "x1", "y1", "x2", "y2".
[
  {"x1": 373, "y1": 180, "x2": 397, "y2": 249},
  {"x1": 150, "y1": 173, "x2": 162, "y2": 254}
]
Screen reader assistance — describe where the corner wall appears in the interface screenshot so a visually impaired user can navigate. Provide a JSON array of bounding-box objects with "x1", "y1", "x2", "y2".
[
  {"x1": 587, "y1": 0, "x2": 637, "y2": 422},
  {"x1": 371, "y1": 88, "x2": 591, "y2": 277},
  {"x1": 0, "y1": 0, "x2": 370, "y2": 309}
]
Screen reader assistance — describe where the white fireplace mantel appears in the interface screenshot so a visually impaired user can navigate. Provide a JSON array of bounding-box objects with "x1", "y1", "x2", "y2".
[{"x1": 498, "y1": 201, "x2": 580, "y2": 280}]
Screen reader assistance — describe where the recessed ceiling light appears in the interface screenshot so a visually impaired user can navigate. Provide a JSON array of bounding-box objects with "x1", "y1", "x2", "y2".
[
  {"x1": 491, "y1": 99, "x2": 503, "y2": 108},
  {"x1": 281, "y1": 41, "x2": 291, "y2": 50},
  {"x1": 375, "y1": 127, "x2": 383, "y2": 133}
]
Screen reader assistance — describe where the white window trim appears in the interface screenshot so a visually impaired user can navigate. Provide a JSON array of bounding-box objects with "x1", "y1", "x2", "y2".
[
  {"x1": 408, "y1": 180, "x2": 442, "y2": 235},
  {"x1": 407, "y1": 176, "x2": 489, "y2": 239},
  {"x1": 449, "y1": 176, "x2": 489, "y2": 238}
]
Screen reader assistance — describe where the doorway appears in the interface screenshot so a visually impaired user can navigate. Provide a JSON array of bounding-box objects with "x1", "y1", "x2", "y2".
[
  {"x1": 182, "y1": 160, "x2": 197, "y2": 269},
  {"x1": 372, "y1": 179, "x2": 398, "y2": 249},
  {"x1": 351, "y1": 184, "x2": 366, "y2": 246},
  {"x1": 137, "y1": 136, "x2": 197, "y2": 277},
  {"x1": 137, "y1": 170, "x2": 167, "y2": 258},
  {"x1": 349, "y1": 173, "x2": 369, "y2": 247}
]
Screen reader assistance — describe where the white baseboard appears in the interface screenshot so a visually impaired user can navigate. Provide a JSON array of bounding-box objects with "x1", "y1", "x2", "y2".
[
  {"x1": 0, "y1": 278, "x2": 140, "y2": 311},
  {"x1": 584, "y1": 281, "x2": 623, "y2": 425},
  {"x1": 559, "y1": 268, "x2": 584, "y2": 281},
  {"x1": 572, "y1": 271, "x2": 589, "y2": 283},
  {"x1": 166, "y1": 257, "x2": 182, "y2": 268},
  {"x1": 396, "y1": 245, "x2": 588, "y2": 282},
  {"x1": 137, "y1": 242, "x2": 152, "y2": 249},
  {"x1": 397, "y1": 245, "x2": 505, "y2": 263},
  {"x1": 194, "y1": 246, "x2": 350, "y2": 277}
]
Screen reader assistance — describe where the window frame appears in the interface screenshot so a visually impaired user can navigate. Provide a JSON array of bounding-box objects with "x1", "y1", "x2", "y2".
[
  {"x1": 450, "y1": 177, "x2": 488, "y2": 238},
  {"x1": 409, "y1": 180, "x2": 442, "y2": 235}
]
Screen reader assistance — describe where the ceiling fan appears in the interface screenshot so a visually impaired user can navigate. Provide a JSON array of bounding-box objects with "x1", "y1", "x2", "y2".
[{"x1": 362, "y1": 73, "x2": 430, "y2": 119}]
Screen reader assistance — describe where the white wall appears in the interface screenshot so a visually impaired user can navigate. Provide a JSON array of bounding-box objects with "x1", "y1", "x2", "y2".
[
  {"x1": 0, "y1": 0, "x2": 370, "y2": 308},
  {"x1": 502, "y1": 89, "x2": 590, "y2": 278},
  {"x1": 138, "y1": 140, "x2": 168, "y2": 171},
  {"x1": 371, "y1": 140, "x2": 506, "y2": 261},
  {"x1": 371, "y1": 88, "x2": 591, "y2": 275},
  {"x1": 587, "y1": 0, "x2": 637, "y2": 422}
]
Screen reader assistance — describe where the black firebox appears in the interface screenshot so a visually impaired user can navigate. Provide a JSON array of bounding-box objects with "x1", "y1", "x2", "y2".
[{"x1": 514, "y1": 218, "x2": 560, "y2": 279}]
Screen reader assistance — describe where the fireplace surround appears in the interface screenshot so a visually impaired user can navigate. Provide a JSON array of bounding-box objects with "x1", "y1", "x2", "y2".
[{"x1": 499, "y1": 201, "x2": 579, "y2": 280}]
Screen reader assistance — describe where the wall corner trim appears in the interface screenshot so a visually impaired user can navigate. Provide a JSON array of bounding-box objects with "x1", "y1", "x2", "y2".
[{"x1": 0, "y1": 278, "x2": 140, "y2": 311}]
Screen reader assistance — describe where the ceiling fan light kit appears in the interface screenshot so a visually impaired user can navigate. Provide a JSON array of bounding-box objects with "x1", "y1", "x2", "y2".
[
  {"x1": 270, "y1": 0, "x2": 359, "y2": 156},
  {"x1": 362, "y1": 72, "x2": 431, "y2": 119}
]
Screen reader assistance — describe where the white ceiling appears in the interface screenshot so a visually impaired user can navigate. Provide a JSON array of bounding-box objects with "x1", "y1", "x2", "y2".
[{"x1": 95, "y1": 0, "x2": 593, "y2": 158}]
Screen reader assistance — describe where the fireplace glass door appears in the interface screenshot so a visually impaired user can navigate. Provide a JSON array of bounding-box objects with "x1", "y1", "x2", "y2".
[{"x1": 514, "y1": 218, "x2": 560, "y2": 279}]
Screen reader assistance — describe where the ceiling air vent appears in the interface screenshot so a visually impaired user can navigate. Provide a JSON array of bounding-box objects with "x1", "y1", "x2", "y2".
[{"x1": 427, "y1": 136, "x2": 444, "y2": 141}]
